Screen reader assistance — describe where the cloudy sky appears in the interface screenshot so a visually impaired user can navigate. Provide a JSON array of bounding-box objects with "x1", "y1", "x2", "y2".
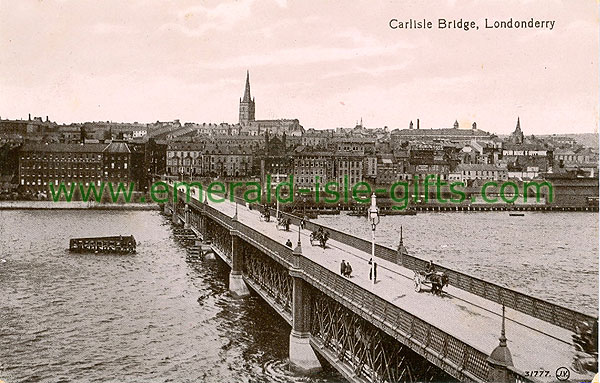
[{"x1": 0, "y1": 0, "x2": 597, "y2": 134}]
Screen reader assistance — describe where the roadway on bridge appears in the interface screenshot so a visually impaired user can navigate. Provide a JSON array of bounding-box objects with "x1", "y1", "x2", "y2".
[{"x1": 174, "y1": 183, "x2": 590, "y2": 382}]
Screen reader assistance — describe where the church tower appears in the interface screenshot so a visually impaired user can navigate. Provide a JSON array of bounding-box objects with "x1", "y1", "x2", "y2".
[
  {"x1": 510, "y1": 117, "x2": 524, "y2": 144},
  {"x1": 239, "y1": 71, "x2": 255, "y2": 125}
]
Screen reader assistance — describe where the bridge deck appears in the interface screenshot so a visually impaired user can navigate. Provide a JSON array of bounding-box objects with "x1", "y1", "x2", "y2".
[{"x1": 176, "y1": 185, "x2": 591, "y2": 382}]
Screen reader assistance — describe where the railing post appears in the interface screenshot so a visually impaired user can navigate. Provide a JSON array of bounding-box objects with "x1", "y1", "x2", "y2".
[
  {"x1": 289, "y1": 229, "x2": 322, "y2": 373},
  {"x1": 183, "y1": 203, "x2": 190, "y2": 229},
  {"x1": 397, "y1": 225, "x2": 408, "y2": 267},
  {"x1": 228, "y1": 217, "x2": 249, "y2": 298}
]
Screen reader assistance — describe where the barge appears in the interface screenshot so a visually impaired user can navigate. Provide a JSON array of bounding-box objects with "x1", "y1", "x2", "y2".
[{"x1": 69, "y1": 235, "x2": 136, "y2": 254}]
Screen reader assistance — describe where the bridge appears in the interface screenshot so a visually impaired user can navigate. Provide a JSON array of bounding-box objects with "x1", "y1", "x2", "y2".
[{"x1": 162, "y1": 181, "x2": 596, "y2": 383}]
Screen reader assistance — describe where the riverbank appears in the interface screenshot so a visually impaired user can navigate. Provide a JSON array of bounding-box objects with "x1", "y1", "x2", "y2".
[{"x1": 0, "y1": 200, "x2": 159, "y2": 210}]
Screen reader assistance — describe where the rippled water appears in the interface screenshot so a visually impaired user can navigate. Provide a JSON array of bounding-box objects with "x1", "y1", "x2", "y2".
[
  {"x1": 0, "y1": 210, "x2": 343, "y2": 383},
  {"x1": 316, "y1": 211, "x2": 599, "y2": 314},
  {"x1": 1, "y1": 210, "x2": 597, "y2": 383}
]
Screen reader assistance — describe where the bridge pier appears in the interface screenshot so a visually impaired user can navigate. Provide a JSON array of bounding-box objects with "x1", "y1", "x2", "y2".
[
  {"x1": 229, "y1": 224, "x2": 250, "y2": 298},
  {"x1": 289, "y1": 241, "x2": 321, "y2": 373}
]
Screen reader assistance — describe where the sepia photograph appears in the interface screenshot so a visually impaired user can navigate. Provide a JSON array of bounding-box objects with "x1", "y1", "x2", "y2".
[{"x1": 0, "y1": 1, "x2": 598, "y2": 382}]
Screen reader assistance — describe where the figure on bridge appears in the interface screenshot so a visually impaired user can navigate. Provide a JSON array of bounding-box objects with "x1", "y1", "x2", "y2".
[
  {"x1": 425, "y1": 260, "x2": 435, "y2": 279},
  {"x1": 260, "y1": 205, "x2": 271, "y2": 222},
  {"x1": 414, "y1": 260, "x2": 449, "y2": 296},
  {"x1": 276, "y1": 216, "x2": 291, "y2": 231},
  {"x1": 343, "y1": 262, "x2": 352, "y2": 278},
  {"x1": 310, "y1": 227, "x2": 330, "y2": 248}
]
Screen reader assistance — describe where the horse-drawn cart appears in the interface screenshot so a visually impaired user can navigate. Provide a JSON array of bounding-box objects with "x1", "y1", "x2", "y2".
[
  {"x1": 275, "y1": 217, "x2": 290, "y2": 231},
  {"x1": 414, "y1": 271, "x2": 449, "y2": 295},
  {"x1": 309, "y1": 229, "x2": 330, "y2": 248}
]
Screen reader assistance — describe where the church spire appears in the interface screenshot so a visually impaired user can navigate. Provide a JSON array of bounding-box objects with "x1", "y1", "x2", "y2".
[{"x1": 243, "y1": 70, "x2": 251, "y2": 102}]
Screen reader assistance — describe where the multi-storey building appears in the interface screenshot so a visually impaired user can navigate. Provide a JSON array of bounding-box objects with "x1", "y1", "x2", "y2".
[
  {"x1": 166, "y1": 142, "x2": 254, "y2": 179},
  {"x1": 292, "y1": 149, "x2": 334, "y2": 191},
  {"x1": 455, "y1": 163, "x2": 508, "y2": 182},
  {"x1": 391, "y1": 120, "x2": 495, "y2": 145},
  {"x1": 19, "y1": 143, "x2": 106, "y2": 192},
  {"x1": 102, "y1": 141, "x2": 132, "y2": 184}
]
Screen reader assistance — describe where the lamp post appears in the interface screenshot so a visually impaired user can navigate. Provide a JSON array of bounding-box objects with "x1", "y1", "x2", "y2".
[
  {"x1": 368, "y1": 192, "x2": 380, "y2": 285},
  {"x1": 303, "y1": 196, "x2": 307, "y2": 218}
]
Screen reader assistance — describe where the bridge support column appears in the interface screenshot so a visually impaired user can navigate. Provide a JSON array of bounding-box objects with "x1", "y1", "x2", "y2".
[
  {"x1": 229, "y1": 226, "x2": 249, "y2": 298},
  {"x1": 289, "y1": 238, "x2": 321, "y2": 373}
]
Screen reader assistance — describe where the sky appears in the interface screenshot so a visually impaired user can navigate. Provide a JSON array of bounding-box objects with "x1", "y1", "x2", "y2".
[{"x1": 0, "y1": 0, "x2": 598, "y2": 135}]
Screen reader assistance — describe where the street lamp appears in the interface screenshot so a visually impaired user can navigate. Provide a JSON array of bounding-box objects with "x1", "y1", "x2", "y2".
[
  {"x1": 368, "y1": 192, "x2": 380, "y2": 285},
  {"x1": 303, "y1": 196, "x2": 307, "y2": 217}
]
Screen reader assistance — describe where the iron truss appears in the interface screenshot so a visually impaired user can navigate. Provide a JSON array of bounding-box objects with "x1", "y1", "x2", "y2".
[
  {"x1": 311, "y1": 289, "x2": 454, "y2": 383},
  {"x1": 242, "y1": 243, "x2": 293, "y2": 313},
  {"x1": 206, "y1": 218, "x2": 232, "y2": 261}
]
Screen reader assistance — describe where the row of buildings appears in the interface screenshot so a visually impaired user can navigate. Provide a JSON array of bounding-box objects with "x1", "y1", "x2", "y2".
[{"x1": 3, "y1": 72, "x2": 598, "y2": 207}]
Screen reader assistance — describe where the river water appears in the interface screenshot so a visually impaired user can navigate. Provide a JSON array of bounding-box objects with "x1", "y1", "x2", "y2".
[
  {"x1": 0, "y1": 210, "x2": 343, "y2": 383},
  {"x1": 316, "y1": 211, "x2": 599, "y2": 314},
  {"x1": 0, "y1": 210, "x2": 597, "y2": 382}
]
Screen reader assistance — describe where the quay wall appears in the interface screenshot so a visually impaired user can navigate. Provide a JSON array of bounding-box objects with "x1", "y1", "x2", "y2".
[{"x1": 0, "y1": 200, "x2": 159, "y2": 210}]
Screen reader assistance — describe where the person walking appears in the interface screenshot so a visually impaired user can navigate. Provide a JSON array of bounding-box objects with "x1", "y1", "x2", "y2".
[
  {"x1": 340, "y1": 260, "x2": 347, "y2": 276},
  {"x1": 369, "y1": 258, "x2": 377, "y2": 284},
  {"x1": 344, "y1": 262, "x2": 352, "y2": 277}
]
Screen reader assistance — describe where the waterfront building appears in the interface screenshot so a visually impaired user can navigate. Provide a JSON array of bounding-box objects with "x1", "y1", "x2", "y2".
[
  {"x1": 19, "y1": 143, "x2": 106, "y2": 193},
  {"x1": 455, "y1": 163, "x2": 509, "y2": 182},
  {"x1": 18, "y1": 141, "x2": 135, "y2": 194}
]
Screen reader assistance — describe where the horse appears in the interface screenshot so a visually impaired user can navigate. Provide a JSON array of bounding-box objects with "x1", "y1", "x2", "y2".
[
  {"x1": 259, "y1": 208, "x2": 271, "y2": 222},
  {"x1": 429, "y1": 272, "x2": 449, "y2": 296},
  {"x1": 310, "y1": 229, "x2": 329, "y2": 248},
  {"x1": 276, "y1": 217, "x2": 290, "y2": 231}
]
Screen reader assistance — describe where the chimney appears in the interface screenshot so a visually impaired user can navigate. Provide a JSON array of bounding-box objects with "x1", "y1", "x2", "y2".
[
  {"x1": 417, "y1": 119, "x2": 420, "y2": 130},
  {"x1": 46, "y1": 116, "x2": 49, "y2": 122},
  {"x1": 28, "y1": 113, "x2": 31, "y2": 121},
  {"x1": 409, "y1": 120, "x2": 413, "y2": 130}
]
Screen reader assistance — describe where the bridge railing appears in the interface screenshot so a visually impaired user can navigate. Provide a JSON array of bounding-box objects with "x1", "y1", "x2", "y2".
[
  {"x1": 266, "y1": 206, "x2": 597, "y2": 333},
  {"x1": 172, "y1": 185, "x2": 597, "y2": 333},
  {"x1": 298, "y1": 255, "x2": 504, "y2": 383},
  {"x1": 199, "y1": 197, "x2": 295, "y2": 268}
]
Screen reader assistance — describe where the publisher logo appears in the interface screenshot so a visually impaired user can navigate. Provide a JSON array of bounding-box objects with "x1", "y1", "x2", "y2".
[{"x1": 555, "y1": 366, "x2": 570, "y2": 381}]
